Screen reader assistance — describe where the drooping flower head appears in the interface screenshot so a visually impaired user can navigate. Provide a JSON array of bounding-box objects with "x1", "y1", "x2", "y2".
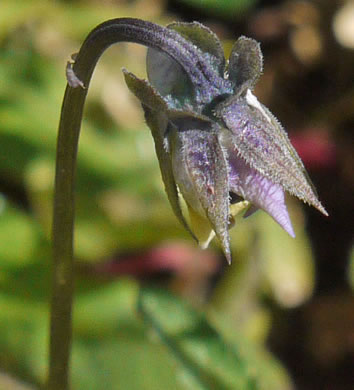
[{"x1": 123, "y1": 21, "x2": 327, "y2": 263}]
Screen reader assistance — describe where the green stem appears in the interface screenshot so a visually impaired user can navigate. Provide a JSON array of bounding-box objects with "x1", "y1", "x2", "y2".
[
  {"x1": 48, "y1": 17, "x2": 221, "y2": 390},
  {"x1": 48, "y1": 80, "x2": 86, "y2": 390}
]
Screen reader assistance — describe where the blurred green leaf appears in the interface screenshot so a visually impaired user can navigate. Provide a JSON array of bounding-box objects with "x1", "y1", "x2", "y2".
[
  {"x1": 139, "y1": 288, "x2": 293, "y2": 390},
  {"x1": 256, "y1": 204, "x2": 315, "y2": 308},
  {"x1": 0, "y1": 197, "x2": 42, "y2": 268},
  {"x1": 176, "y1": 0, "x2": 258, "y2": 18},
  {"x1": 0, "y1": 275, "x2": 293, "y2": 390}
]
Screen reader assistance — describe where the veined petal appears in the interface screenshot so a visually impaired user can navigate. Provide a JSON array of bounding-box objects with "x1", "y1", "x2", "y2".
[{"x1": 226, "y1": 149, "x2": 295, "y2": 237}]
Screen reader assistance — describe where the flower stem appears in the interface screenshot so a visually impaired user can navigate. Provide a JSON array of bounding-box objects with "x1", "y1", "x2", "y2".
[
  {"x1": 48, "y1": 17, "x2": 219, "y2": 390},
  {"x1": 48, "y1": 80, "x2": 86, "y2": 390}
]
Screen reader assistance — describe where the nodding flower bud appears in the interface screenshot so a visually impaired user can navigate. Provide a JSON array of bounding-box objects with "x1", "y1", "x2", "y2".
[{"x1": 122, "y1": 21, "x2": 327, "y2": 263}]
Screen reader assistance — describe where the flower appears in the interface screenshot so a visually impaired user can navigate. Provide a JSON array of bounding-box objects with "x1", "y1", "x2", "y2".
[{"x1": 122, "y1": 21, "x2": 327, "y2": 263}]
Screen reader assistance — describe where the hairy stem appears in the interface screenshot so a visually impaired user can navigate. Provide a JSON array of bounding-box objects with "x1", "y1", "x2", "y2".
[{"x1": 48, "y1": 17, "x2": 221, "y2": 390}]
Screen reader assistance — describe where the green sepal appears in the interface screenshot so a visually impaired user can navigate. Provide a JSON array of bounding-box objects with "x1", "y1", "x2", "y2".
[
  {"x1": 168, "y1": 22, "x2": 225, "y2": 76},
  {"x1": 168, "y1": 114, "x2": 231, "y2": 263},
  {"x1": 217, "y1": 95, "x2": 327, "y2": 216},
  {"x1": 122, "y1": 68, "x2": 167, "y2": 112},
  {"x1": 146, "y1": 48, "x2": 194, "y2": 107},
  {"x1": 146, "y1": 21, "x2": 226, "y2": 107},
  {"x1": 123, "y1": 70, "x2": 196, "y2": 240},
  {"x1": 227, "y1": 36, "x2": 263, "y2": 92}
]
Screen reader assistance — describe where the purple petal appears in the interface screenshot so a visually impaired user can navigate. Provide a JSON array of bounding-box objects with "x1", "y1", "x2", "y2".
[{"x1": 228, "y1": 151, "x2": 295, "y2": 237}]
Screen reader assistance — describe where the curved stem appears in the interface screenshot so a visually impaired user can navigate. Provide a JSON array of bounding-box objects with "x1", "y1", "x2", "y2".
[
  {"x1": 48, "y1": 17, "x2": 223, "y2": 390},
  {"x1": 48, "y1": 85, "x2": 85, "y2": 390}
]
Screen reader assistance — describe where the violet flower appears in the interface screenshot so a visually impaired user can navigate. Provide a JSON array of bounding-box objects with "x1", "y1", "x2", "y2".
[{"x1": 122, "y1": 21, "x2": 327, "y2": 263}]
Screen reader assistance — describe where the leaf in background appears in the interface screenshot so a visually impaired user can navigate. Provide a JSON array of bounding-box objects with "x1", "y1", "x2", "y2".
[
  {"x1": 0, "y1": 291, "x2": 47, "y2": 384},
  {"x1": 0, "y1": 197, "x2": 42, "y2": 269},
  {"x1": 175, "y1": 0, "x2": 258, "y2": 19},
  {"x1": 0, "y1": 277, "x2": 186, "y2": 390},
  {"x1": 139, "y1": 288, "x2": 293, "y2": 390},
  {"x1": 256, "y1": 202, "x2": 315, "y2": 308}
]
